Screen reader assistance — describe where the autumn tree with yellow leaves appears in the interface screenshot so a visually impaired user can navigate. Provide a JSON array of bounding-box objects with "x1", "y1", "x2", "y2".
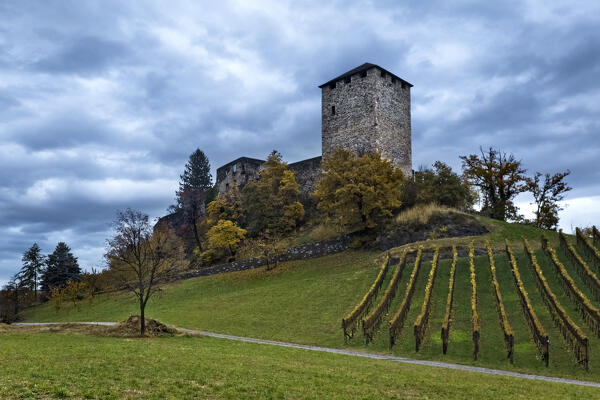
[
  {"x1": 314, "y1": 148, "x2": 405, "y2": 232},
  {"x1": 242, "y1": 151, "x2": 305, "y2": 237},
  {"x1": 206, "y1": 219, "x2": 247, "y2": 259}
]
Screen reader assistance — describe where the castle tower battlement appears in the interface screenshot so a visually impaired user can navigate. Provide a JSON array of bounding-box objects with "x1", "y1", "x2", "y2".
[{"x1": 319, "y1": 63, "x2": 412, "y2": 177}]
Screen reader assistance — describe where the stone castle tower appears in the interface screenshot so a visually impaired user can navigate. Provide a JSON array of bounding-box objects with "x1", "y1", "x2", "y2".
[
  {"x1": 216, "y1": 63, "x2": 412, "y2": 195},
  {"x1": 320, "y1": 63, "x2": 412, "y2": 177}
]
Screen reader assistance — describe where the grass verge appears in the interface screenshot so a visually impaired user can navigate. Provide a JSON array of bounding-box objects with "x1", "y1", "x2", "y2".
[{"x1": 0, "y1": 332, "x2": 597, "y2": 399}]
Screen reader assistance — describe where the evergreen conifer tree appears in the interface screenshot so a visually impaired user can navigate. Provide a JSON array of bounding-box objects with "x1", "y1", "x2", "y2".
[
  {"x1": 41, "y1": 242, "x2": 81, "y2": 291},
  {"x1": 19, "y1": 243, "x2": 45, "y2": 297},
  {"x1": 176, "y1": 148, "x2": 212, "y2": 207},
  {"x1": 173, "y1": 149, "x2": 213, "y2": 247}
]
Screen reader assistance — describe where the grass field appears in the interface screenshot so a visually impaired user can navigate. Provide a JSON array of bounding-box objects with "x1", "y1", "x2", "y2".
[
  {"x1": 19, "y1": 218, "x2": 600, "y2": 387},
  {"x1": 1, "y1": 332, "x2": 598, "y2": 399}
]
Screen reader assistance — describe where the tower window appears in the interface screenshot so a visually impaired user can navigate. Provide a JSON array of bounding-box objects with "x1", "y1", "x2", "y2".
[
  {"x1": 344, "y1": 76, "x2": 351, "y2": 84},
  {"x1": 391, "y1": 77, "x2": 396, "y2": 84},
  {"x1": 380, "y1": 70, "x2": 386, "y2": 78},
  {"x1": 331, "y1": 105, "x2": 336, "y2": 115},
  {"x1": 329, "y1": 82, "x2": 336, "y2": 89},
  {"x1": 360, "y1": 70, "x2": 367, "y2": 78},
  {"x1": 233, "y1": 164, "x2": 237, "y2": 173},
  {"x1": 401, "y1": 82, "x2": 406, "y2": 89}
]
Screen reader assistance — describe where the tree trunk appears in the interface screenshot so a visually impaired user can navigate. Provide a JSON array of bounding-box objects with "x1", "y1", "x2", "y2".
[
  {"x1": 192, "y1": 205, "x2": 201, "y2": 248},
  {"x1": 140, "y1": 300, "x2": 146, "y2": 336}
]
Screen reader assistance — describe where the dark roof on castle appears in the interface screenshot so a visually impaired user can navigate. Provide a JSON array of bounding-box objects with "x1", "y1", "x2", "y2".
[
  {"x1": 288, "y1": 156, "x2": 322, "y2": 169},
  {"x1": 216, "y1": 156, "x2": 265, "y2": 173},
  {"x1": 318, "y1": 63, "x2": 413, "y2": 89}
]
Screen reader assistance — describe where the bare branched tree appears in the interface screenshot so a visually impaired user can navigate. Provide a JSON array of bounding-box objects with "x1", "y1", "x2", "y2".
[
  {"x1": 526, "y1": 170, "x2": 572, "y2": 230},
  {"x1": 105, "y1": 208, "x2": 176, "y2": 335}
]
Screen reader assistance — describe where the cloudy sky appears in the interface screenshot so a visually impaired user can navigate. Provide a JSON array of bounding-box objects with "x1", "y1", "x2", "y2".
[{"x1": 1, "y1": 0, "x2": 599, "y2": 285}]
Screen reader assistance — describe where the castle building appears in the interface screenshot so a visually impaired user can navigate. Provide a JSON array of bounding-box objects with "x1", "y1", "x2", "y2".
[{"x1": 216, "y1": 63, "x2": 412, "y2": 196}]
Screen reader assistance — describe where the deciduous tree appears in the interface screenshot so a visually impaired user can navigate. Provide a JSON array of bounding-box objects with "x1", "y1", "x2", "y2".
[
  {"x1": 206, "y1": 219, "x2": 247, "y2": 259},
  {"x1": 526, "y1": 170, "x2": 572, "y2": 230},
  {"x1": 105, "y1": 209, "x2": 177, "y2": 335},
  {"x1": 415, "y1": 161, "x2": 477, "y2": 211},
  {"x1": 206, "y1": 182, "x2": 243, "y2": 226},
  {"x1": 314, "y1": 148, "x2": 404, "y2": 232},
  {"x1": 242, "y1": 151, "x2": 304, "y2": 237},
  {"x1": 460, "y1": 147, "x2": 527, "y2": 221}
]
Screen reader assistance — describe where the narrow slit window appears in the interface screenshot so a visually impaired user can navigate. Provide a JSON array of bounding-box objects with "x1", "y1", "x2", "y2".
[{"x1": 331, "y1": 105, "x2": 336, "y2": 115}]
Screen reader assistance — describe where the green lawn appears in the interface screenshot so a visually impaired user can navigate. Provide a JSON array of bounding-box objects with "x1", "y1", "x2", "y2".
[{"x1": 0, "y1": 332, "x2": 597, "y2": 399}]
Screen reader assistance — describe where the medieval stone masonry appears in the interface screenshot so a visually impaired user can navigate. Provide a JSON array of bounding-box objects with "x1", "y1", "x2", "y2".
[{"x1": 216, "y1": 63, "x2": 413, "y2": 196}]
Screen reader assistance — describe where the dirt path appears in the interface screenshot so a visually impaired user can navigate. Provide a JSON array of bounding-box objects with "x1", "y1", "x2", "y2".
[{"x1": 14, "y1": 322, "x2": 600, "y2": 389}]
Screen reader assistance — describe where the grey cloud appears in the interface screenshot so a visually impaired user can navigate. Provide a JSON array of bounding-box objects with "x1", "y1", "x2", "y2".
[{"x1": 33, "y1": 36, "x2": 129, "y2": 75}]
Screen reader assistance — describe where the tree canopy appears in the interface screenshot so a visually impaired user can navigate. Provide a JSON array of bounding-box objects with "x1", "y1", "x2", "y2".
[
  {"x1": 206, "y1": 182, "x2": 243, "y2": 226},
  {"x1": 177, "y1": 148, "x2": 212, "y2": 198},
  {"x1": 242, "y1": 151, "x2": 304, "y2": 237},
  {"x1": 174, "y1": 148, "x2": 213, "y2": 248},
  {"x1": 414, "y1": 161, "x2": 477, "y2": 211},
  {"x1": 460, "y1": 147, "x2": 526, "y2": 221},
  {"x1": 206, "y1": 219, "x2": 247, "y2": 258},
  {"x1": 41, "y1": 242, "x2": 81, "y2": 291},
  {"x1": 526, "y1": 170, "x2": 572, "y2": 230},
  {"x1": 314, "y1": 148, "x2": 404, "y2": 232},
  {"x1": 19, "y1": 243, "x2": 45, "y2": 296}
]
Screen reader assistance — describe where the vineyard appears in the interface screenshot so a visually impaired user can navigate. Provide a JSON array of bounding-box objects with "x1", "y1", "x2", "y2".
[{"x1": 341, "y1": 227, "x2": 600, "y2": 374}]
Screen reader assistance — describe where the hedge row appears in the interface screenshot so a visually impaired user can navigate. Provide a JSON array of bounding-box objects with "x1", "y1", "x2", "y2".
[
  {"x1": 441, "y1": 246, "x2": 458, "y2": 355},
  {"x1": 559, "y1": 231, "x2": 600, "y2": 302},
  {"x1": 342, "y1": 253, "x2": 390, "y2": 341},
  {"x1": 414, "y1": 247, "x2": 439, "y2": 352},
  {"x1": 389, "y1": 246, "x2": 423, "y2": 348},
  {"x1": 576, "y1": 227, "x2": 600, "y2": 271},
  {"x1": 362, "y1": 250, "x2": 408, "y2": 344},
  {"x1": 542, "y1": 235, "x2": 600, "y2": 338},
  {"x1": 486, "y1": 240, "x2": 514, "y2": 363},
  {"x1": 523, "y1": 238, "x2": 589, "y2": 370},
  {"x1": 469, "y1": 242, "x2": 480, "y2": 360},
  {"x1": 505, "y1": 240, "x2": 549, "y2": 366}
]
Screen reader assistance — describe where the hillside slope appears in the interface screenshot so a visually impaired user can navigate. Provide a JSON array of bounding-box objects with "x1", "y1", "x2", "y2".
[{"x1": 22, "y1": 219, "x2": 599, "y2": 382}]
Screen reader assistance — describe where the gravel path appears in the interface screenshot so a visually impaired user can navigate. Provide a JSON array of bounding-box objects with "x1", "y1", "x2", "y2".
[{"x1": 14, "y1": 322, "x2": 600, "y2": 389}]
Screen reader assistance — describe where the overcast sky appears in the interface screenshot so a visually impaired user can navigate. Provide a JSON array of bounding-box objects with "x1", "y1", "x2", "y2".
[{"x1": 1, "y1": 0, "x2": 599, "y2": 285}]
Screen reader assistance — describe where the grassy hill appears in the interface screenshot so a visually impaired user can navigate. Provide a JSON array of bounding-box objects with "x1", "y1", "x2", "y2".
[{"x1": 20, "y1": 215, "x2": 600, "y2": 386}]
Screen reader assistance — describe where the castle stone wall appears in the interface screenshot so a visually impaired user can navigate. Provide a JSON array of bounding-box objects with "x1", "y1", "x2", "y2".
[
  {"x1": 216, "y1": 157, "x2": 264, "y2": 194},
  {"x1": 321, "y1": 66, "x2": 412, "y2": 178},
  {"x1": 288, "y1": 156, "x2": 322, "y2": 198}
]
